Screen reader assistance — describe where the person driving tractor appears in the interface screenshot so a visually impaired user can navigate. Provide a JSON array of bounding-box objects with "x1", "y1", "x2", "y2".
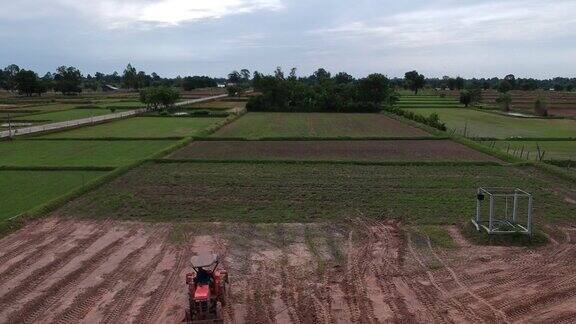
[{"x1": 195, "y1": 267, "x2": 212, "y2": 284}]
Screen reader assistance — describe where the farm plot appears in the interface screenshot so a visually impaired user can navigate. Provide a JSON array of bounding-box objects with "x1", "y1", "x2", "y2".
[
  {"x1": 186, "y1": 100, "x2": 247, "y2": 110},
  {"x1": 41, "y1": 117, "x2": 225, "y2": 139},
  {"x1": 397, "y1": 94, "x2": 463, "y2": 109},
  {"x1": 1, "y1": 218, "x2": 576, "y2": 323},
  {"x1": 406, "y1": 108, "x2": 576, "y2": 139},
  {"x1": 0, "y1": 170, "x2": 107, "y2": 220},
  {"x1": 212, "y1": 113, "x2": 430, "y2": 139},
  {"x1": 0, "y1": 139, "x2": 176, "y2": 167},
  {"x1": 486, "y1": 140, "x2": 576, "y2": 161},
  {"x1": 14, "y1": 108, "x2": 112, "y2": 123},
  {"x1": 56, "y1": 162, "x2": 575, "y2": 224},
  {"x1": 170, "y1": 140, "x2": 500, "y2": 163}
]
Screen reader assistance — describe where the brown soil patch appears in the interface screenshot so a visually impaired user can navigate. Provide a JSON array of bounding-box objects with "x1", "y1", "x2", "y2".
[
  {"x1": 169, "y1": 140, "x2": 500, "y2": 162},
  {"x1": 549, "y1": 108, "x2": 576, "y2": 118},
  {"x1": 1, "y1": 218, "x2": 575, "y2": 323}
]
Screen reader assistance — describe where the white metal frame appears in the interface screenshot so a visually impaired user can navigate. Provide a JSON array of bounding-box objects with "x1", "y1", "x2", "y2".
[{"x1": 472, "y1": 187, "x2": 533, "y2": 236}]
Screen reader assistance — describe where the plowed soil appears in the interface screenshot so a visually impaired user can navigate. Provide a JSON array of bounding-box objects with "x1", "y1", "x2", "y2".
[
  {"x1": 1, "y1": 217, "x2": 575, "y2": 323},
  {"x1": 169, "y1": 140, "x2": 501, "y2": 162}
]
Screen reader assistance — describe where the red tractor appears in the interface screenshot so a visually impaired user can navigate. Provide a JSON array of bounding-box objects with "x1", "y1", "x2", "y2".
[{"x1": 184, "y1": 253, "x2": 228, "y2": 323}]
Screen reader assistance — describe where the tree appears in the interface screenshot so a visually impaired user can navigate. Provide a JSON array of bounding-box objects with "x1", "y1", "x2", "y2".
[
  {"x1": 534, "y1": 97, "x2": 548, "y2": 117},
  {"x1": 553, "y1": 84, "x2": 564, "y2": 92},
  {"x1": 404, "y1": 71, "x2": 425, "y2": 94},
  {"x1": 182, "y1": 76, "x2": 217, "y2": 91},
  {"x1": 2, "y1": 64, "x2": 21, "y2": 91},
  {"x1": 123, "y1": 63, "x2": 138, "y2": 89},
  {"x1": 228, "y1": 71, "x2": 242, "y2": 83},
  {"x1": 455, "y1": 77, "x2": 465, "y2": 90},
  {"x1": 240, "y1": 69, "x2": 251, "y2": 82},
  {"x1": 498, "y1": 80, "x2": 513, "y2": 93},
  {"x1": 15, "y1": 70, "x2": 46, "y2": 96},
  {"x1": 139, "y1": 86, "x2": 180, "y2": 111},
  {"x1": 54, "y1": 66, "x2": 82, "y2": 95},
  {"x1": 496, "y1": 93, "x2": 512, "y2": 111},
  {"x1": 334, "y1": 72, "x2": 355, "y2": 85},
  {"x1": 504, "y1": 74, "x2": 516, "y2": 89},
  {"x1": 460, "y1": 91, "x2": 472, "y2": 107},
  {"x1": 356, "y1": 73, "x2": 391, "y2": 104}
]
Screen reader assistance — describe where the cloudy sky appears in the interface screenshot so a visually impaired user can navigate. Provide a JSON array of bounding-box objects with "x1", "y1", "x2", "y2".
[{"x1": 1, "y1": 0, "x2": 576, "y2": 78}]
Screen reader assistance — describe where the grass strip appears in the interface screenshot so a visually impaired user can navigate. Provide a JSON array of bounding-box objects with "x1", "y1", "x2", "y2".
[
  {"x1": 0, "y1": 166, "x2": 115, "y2": 171},
  {"x1": 22, "y1": 137, "x2": 186, "y2": 141}
]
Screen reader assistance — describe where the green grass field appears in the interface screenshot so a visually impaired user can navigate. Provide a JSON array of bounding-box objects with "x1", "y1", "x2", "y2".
[
  {"x1": 24, "y1": 103, "x2": 80, "y2": 111},
  {"x1": 212, "y1": 112, "x2": 430, "y2": 139},
  {"x1": 0, "y1": 139, "x2": 177, "y2": 167},
  {"x1": 41, "y1": 117, "x2": 225, "y2": 139},
  {"x1": 406, "y1": 108, "x2": 576, "y2": 139},
  {"x1": 15, "y1": 108, "x2": 112, "y2": 123},
  {"x1": 486, "y1": 140, "x2": 576, "y2": 161},
  {"x1": 56, "y1": 162, "x2": 576, "y2": 224},
  {"x1": 0, "y1": 170, "x2": 107, "y2": 220}
]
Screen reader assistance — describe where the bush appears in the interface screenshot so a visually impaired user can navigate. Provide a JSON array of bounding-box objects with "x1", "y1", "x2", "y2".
[
  {"x1": 534, "y1": 97, "x2": 548, "y2": 117},
  {"x1": 382, "y1": 105, "x2": 447, "y2": 131}
]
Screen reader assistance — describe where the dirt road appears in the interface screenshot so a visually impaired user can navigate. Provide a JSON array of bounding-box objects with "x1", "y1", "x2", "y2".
[{"x1": 0, "y1": 218, "x2": 575, "y2": 323}]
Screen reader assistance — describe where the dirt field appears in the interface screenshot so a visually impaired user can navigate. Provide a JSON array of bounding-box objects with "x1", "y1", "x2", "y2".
[
  {"x1": 169, "y1": 140, "x2": 501, "y2": 162},
  {"x1": 548, "y1": 108, "x2": 576, "y2": 118},
  {"x1": 1, "y1": 217, "x2": 575, "y2": 323}
]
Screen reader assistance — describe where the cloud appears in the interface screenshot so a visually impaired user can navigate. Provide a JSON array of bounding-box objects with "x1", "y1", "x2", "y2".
[
  {"x1": 1, "y1": 0, "x2": 283, "y2": 28},
  {"x1": 313, "y1": 1, "x2": 576, "y2": 48}
]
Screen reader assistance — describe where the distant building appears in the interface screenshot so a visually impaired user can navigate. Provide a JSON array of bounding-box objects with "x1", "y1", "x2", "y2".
[
  {"x1": 102, "y1": 84, "x2": 120, "y2": 92},
  {"x1": 217, "y1": 84, "x2": 226, "y2": 88}
]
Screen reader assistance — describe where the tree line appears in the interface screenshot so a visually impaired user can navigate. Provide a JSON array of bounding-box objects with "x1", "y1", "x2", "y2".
[
  {"x1": 243, "y1": 67, "x2": 396, "y2": 113},
  {"x1": 0, "y1": 63, "x2": 225, "y2": 96}
]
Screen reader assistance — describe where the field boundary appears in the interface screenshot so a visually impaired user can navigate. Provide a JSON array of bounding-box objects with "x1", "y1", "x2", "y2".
[
  {"x1": 20, "y1": 137, "x2": 186, "y2": 141},
  {"x1": 0, "y1": 166, "x2": 116, "y2": 171}
]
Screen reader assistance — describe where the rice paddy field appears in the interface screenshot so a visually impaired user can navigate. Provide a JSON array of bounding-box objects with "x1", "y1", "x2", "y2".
[
  {"x1": 40, "y1": 117, "x2": 225, "y2": 139},
  {"x1": 212, "y1": 112, "x2": 431, "y2": 139},
  {"x1": 0, "y1": 170, "x2": 107, "y2": 220},
  {"x1": 487, "y1": 140, "x2": 576, "y2": 161},
  {"x1": 14, "y1": 108, "x2": 113, "y2": 123},
  {"x1": 0, "y1": 139, "x2": 176, "y2": 167},
  {"x1": 404, "y1": 108, "x2": 576, "y2": 139}
]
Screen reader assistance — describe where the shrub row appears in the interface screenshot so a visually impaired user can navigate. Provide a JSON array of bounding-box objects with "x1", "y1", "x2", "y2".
[{"x1": 383, "y1": 105, "x2": 447, "y2": 131}]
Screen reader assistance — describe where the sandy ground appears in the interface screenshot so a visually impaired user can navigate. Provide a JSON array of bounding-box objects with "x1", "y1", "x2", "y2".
[{"x1": 1, "y1": 218, "x2": 575, "y2": 324}]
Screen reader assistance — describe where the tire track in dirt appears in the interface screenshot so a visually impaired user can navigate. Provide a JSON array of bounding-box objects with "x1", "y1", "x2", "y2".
[
  {"x1": 369, "y1": 221, "x2": 417, "y2": 323},
  {"x1": 0, "y1": 218, "x2": 62, "y2": 254},
  {"x1": 52, "y1": 228, "x2": 167, "y2": 324},
  {"x1": 245, "y1": 260, "x2": 278, "y2": 324},
  {"x1": 339, "y1": 228, "x2": 377, "y2": 323},
  {"x1": 99, "y1": 241, "x2": 170, "y2": 324},
  {"x1": 132, "y1": 235, "x2": 192, "y2": 324},
  {"x1": 6, "y1": 229, "x2": 134, "y2": 324},
  {"x1": 0, "y1": 225, "x2": 78, "y2": 287},
  {"x1": 0, "y1": 220, "x2": 72, "y2": 268},
  {"x1": 0, "y1": 226, "x2": 107, "y2": 311},
  {"x1": 407, "y1": 232, "x2": 479, "y2": 323}
]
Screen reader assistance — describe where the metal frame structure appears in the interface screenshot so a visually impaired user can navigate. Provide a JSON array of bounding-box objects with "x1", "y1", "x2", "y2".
[{"x1": 472, "y1": 187, "x2": 533, "y2": 236}]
